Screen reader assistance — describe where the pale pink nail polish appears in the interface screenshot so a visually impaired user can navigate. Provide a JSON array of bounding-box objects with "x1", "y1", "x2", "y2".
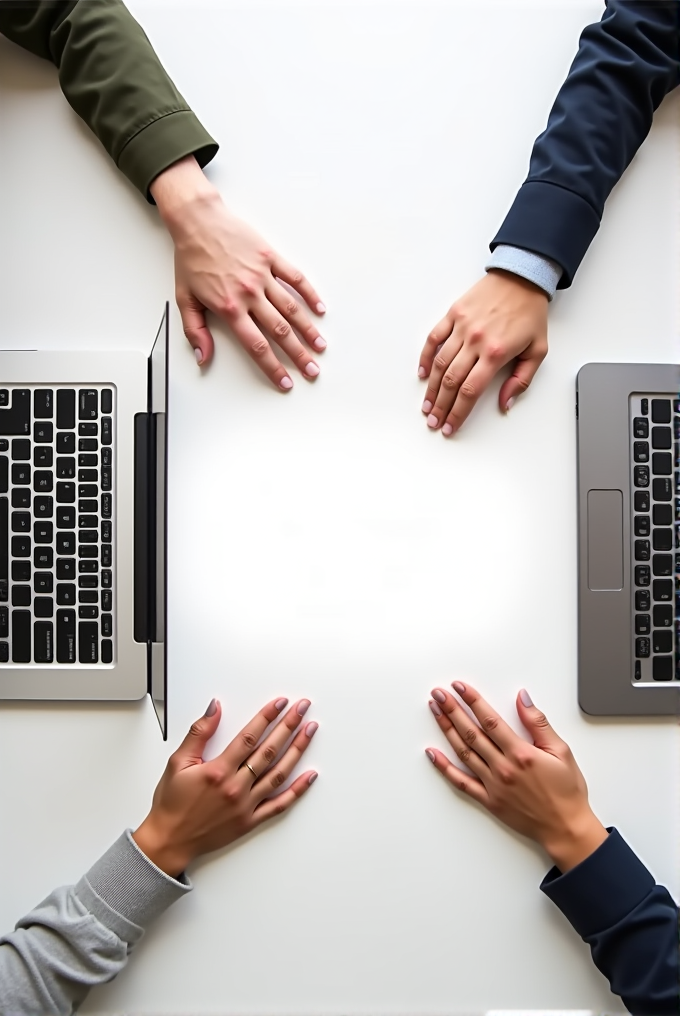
[
  {"x1": 297, "y1": 699, "x2": 311, "y2": 716},
  {"x1": 194, "y1": 348, "x2": 203, "y2": 365},
  {"x1": 442, "y1": 423, "x2": 453, "y2": 437},
  {"x1": 204, "y1": 698, "x2": 217, "y2": 717},
  {"x1": 427, "y1": 414, "x2": 438, "y2": 429},
  {"x1": 519, "y1": 689, "x2": 533, "y2": 707},
  {"x1": 452, "y1": 681, "x2": 466, "y2": 695},
  {"x1": 506, "y1": 396, "x2": 516, "y2": 411},
  {"x1": 305, "y1": 721, "x2": 319, "y2": 737},
  {"x1": 422, "y1": 400, "x2": 432, "y2": 414},
  {"x1": 279, "y1": 377, "x2": 293, "y2": 390},
  {"x1": 316, "y1": 302, "x2": 326, "y2": 314},
  {"x1": 432, "y1": 689, "x2": 446, "y2": 703},
  {"x1": 425, "y1": 749, "x2": 436, "y2": 762},
  {"x1": 274, "y1": 697, "x2": 288, "y2": 711},
  {"x1": 305, "y1": 362, "x2": 320, "y2": 377},
  {"x1": 314, "y1": 337, "x2": 327, "y2": 350},
  {"x1": 429, "y1": 700, "x2": 442, "y2": 717},
  {"x1": 418, "y1": 366, "x2": 426, "y2": 378},
  {"x1": 308, "y1": 772, "x2": 319, "y2": 785}
]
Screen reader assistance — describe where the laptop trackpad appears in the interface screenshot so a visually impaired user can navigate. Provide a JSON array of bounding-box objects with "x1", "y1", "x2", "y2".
[{"x1": 587, "y1": 489, "x2": 623, "y2": 591}]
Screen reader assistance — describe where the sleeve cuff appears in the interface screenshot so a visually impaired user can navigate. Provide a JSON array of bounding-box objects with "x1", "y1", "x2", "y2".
[
  {"x1": 74, "y1": 831, "x2": 192, "y2": 944},
  {"x1": 540, "y1": 828, "x2": 658, "y2": 939},
  {"x1": 116, "y1": 109, "x2": 219, "y2": 202},
  {"x1": 485, "y1": 244, "x2": 563, "y2": 299}
]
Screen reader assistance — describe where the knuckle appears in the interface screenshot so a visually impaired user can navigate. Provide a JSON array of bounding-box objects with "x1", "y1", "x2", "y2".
[
  {"x1": 273, "y1": 320, "x2": 291, "y2": 338},
  {"x1": 533, "y1": 711, "x2": 550, "y2": 728},
  {"x1": 270, "y1": 769, "x2": 286, "y2": 789},
  {"x1": 250, "y1": 337, "x2": 270, "y2": 358},
  {"x1": 272, "y1": 798, "x2": 287, "y2": 816},
  {"x1": 515, "y1": 375, "x2": 531, "y2": 392},
  {"x1": 463, "y1": 727, "x2": 478, "y2": 747},
  {"x1": 457, "y1": 747, "x2": 471, "y2": 764},
  {"x1": 285, "y1": 300, "x2": 299, "y2": 316},
  {"x1": 468, "y1": 328, "x2": 483, "y2": 346},
  {"x1": 241, "y1": 730, "x2": 258, "y2": 751},
  {"x1": 497, "y1": 765, "x2": 515, "y2": 786},
  {"x1": 216, "y1": 298, "x2": 238, "y2": 318},
  {"x1": 459, "y1": 380, "x2": 477, "y2": 400},
  {"x1": 433, "y1": 354, "x2": 448, "y2": 371},
  {"x1": 221, "y1": 781, "x2": 242, "y2": 805},
  {"x1": 481, "y1": 715, "x2": 499, "y2": 734},
  {"x1": 262, "y1": 744, "x2": 277, "y2": 765},
  {"x1": 291, "y1": 270, "x2": 304, "y2": 286},
  {"x1": 238, "y1": 278, "x2": 257, "y2": 297},
  {"x1": 485, "y1": 343, "x2": 505, "y2": 362},
  {"x1": 442, "y1": 372, "x2": 459, "y2": 390},
  {"x1": 512, "y1": 749, "x2": 534, "y2": 771},
  {"x1": 188, "y1": 721, "x2": 204, "y2": 739},
  {"x1": 427, "y1": 331, "x2": 440, "y2": 347}
]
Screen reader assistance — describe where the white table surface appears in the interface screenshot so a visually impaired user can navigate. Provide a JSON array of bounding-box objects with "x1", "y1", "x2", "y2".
[{"x1": 0, "y1": 2, "x2": 678, "y2": 1012}]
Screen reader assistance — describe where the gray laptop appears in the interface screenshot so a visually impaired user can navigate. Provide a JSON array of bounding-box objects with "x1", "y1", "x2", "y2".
[
  {"x1": 0, "y1": 306, "x2": 169, "y2": 738},
  {"x1": 577, "y1": 362, "x2": 680, "y2": 716}
]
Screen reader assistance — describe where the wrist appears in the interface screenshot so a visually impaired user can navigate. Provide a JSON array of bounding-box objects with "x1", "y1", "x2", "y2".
[
  {"x1": 150, "y1": 155, "x2": 218, "y2": 233},
  {"x1": 541, "y1": 811, "x2": 609, "y2": 873},
  {"x1": 132, "y1": 817, "x2": 193, "y2": 879}
]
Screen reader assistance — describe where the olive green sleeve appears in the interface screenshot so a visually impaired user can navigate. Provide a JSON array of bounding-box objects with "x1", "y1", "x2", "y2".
[{"x1": 0, "y1": 0, "x2": 219, "y2": 200}]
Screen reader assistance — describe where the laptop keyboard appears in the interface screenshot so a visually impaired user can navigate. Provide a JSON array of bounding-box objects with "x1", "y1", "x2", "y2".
[
  {"x1": 629, "y1": 395, "x2": 679, "y2": 683},
  {"x1": 0, "y1": 386, "x2": 115, "y2": 666}
]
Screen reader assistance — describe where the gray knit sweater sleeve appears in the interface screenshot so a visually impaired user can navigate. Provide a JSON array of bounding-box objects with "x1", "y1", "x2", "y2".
[{"x1": 0, "y1": 831, "x2": 192, "y2": 1016}]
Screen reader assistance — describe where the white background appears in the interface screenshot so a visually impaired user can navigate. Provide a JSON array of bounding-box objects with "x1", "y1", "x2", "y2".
[{"x1": 0, "y1": 1, "x2": 678, "y2": 1012}]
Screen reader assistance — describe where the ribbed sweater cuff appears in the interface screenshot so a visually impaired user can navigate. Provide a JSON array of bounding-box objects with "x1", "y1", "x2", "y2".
[{"x1": 74, "y1": 830, "x2": 192, "y2": 943}]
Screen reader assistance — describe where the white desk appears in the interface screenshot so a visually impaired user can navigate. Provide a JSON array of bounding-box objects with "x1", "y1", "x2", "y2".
[{"x1": 0, "y1": 2, "x2": 678, "y2": 1012}]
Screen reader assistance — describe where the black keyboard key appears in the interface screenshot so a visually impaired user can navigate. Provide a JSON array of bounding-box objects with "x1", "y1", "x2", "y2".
[
  {"x1": 34, "y1": 421, "x2": 53, "y2": 444},
  {"x1": 634, "y1": 540, "x2": 650, "y2": 561},
  {"x1": 653, "y1": 656, "x2": 673, "y2": 681},
  {"x1": 79, "y1": 390, "x2": 98, "y2": 421},
  {"x1": 79, "y1": 589, "x2": 98, "y2": 603},
  {"x1": 653, "y1": 504, "x2": 672, "y2": 526},
  {"x1": 78, "y1": 575, "x2": 98, "y2": 588},
  {"x1": 33, "y1": 446, "x2": 53, "y2": 468},
  {"x1": 78, "y1": 438, "x2": 97, "y2": 452},
  {"x1": 653, "y1": 528, "x2": 673, "y2": 551},
  {"x1": 0, "y1": 641, "x2": 7, "y2": 663},
  {"x1": 56, "y1": 482, "x2": 75, "y2": 504},
  {"x1": 11, "y1": 536, "x2": 30, "y2": 558},
  {"x1": 78, "y1": 545, "x2": 98, "y2": 559},
  {"x1": 636, "y1": 636, "x2": 651, "y2": 658},
  {"x1": 11, "y1": 561, "x2": 30, "y2": 582},
  {"x1": 0, "y1": 389, "x2": 30, "y2": 436},
  {"x1": 56, "y1": 532, "x2": 76, "y2": 556},
  {"x1": 633, "y1": 417, "x2": 648, "y2": 439},
  {"x1": 653, "y1": 579, "x2": 672, "y2": 601},
  {"x1": 79, "y1": 606, "x2": 98, "y2": 619},
  {"x1": 56, "y1": 609, "x2": 76, "y2": 663},
  {"x1": 78, "y1": 469, "x2": 97, "y2": 483},
  {"x1": 101, "y1": 448, "x2": 111, "y2": 466},
  {"x1": 635, "y1": 589, "x2": 651, "y2": 610},
  {"x1": 635, "y1": 565, "x2": 651, "y2": 586},
  {"x1": 634, "y1": 516, "x2": 650, "y2": 537},
  {"x1": 34, "y1": 597, "x2": 53, "y2": 618},
  {"x1": 651, "y1": 399, "x2": 671, "y2": 424},
  {"x1": 0, "y1": 457, "x2": 6, "y2": 495},
  {"x1": 56, "y1": 432, "x2": 75, "y2": 455},
  {"x1": 12, "y1": 463, "x2": 30, "y2": 485},
  {"x1": 11, "y1": 488, "x2": 30, "y2": 509},
  {"x1": 633, "y1": 441, "x2": 648, "y2": 463},
  {"x1": 34, "y1": 621, "x2": 53, "y2": 663},
  {"x1": 56, "y1": 559, "x2": 76, "y2": 580},
  {"x1": 651, "y1": 452, "x2": 672, "y2": 475},
  {"x1": 651, "y1": 426, "x2": 672, "y2": 450},
  {"x1": 78, "y1": 515, "x2": 98, "y2": 530},
  {"x1": 34, "y1": 496, "x2": 53, "y2": 519},
  {"x1": 641, "y1": 398, "x2": 649, "y2": 415},
  {"x1": 34, "y1": 547, "x2": 53, "y2": 568},
  {"x1": 56, "y1": 458, "x2": 75, "y2": 479},
  {"x1": 101, "y1": 389, "x2": 113, "y2": 414},
  {"x1": 56, "y1": 507, "x2": 75, "y2": 529},
  {"x1": 101, "y1": 417, "x2": 112, "y2": 446},
  {"x1": 11, "y1": 511, "x2": 31, "y2": 533},
  {"x1": 11, "y1": 439, "x2": 30, "y2": 461},
  {"x1": 653, "y1": 630, "x2": 672, "y2": 654},
  {"x1": 101, "y1": 590, "x2": 112, "y2": 611},
  {"x1": 11, "y1": 585, "x2": 30, "y2": 607},
  {"x1": 34, "y1": 572, "x2": 53, "y2": 594},
  {"x1": 33, "y1": 470, "x2": 53, "y2": 494},
  {"x1": 652, "y1": 477, "x2": 672, "y2": 501},
  {"x1": 78, "y1": 621, "x2": 98, "y2": 663},
  {"x1": 100, "y1": 467, "x2": 111, "y2": 491},
  {"x1": 79, "y1": 530, "x2": 98, "y2": 544},
  {"x1": 0, "y1": 439, "x2": 6, "y2": 451},
  {"x1": 34, "y1": 390, "x2": 53, "y2": 419},
  {"x1": 78, "y1": 484, "x2": 97, "y2": 498},
  {"x1": 56, "y1": 584, "x2": 76, "y2": 605},
  {"x1": 101, "y1": 639, "x2": 113, "y2": 664},
  {"x1": 34, "y1": 521, "x2": 54, "y2": 544},
  {"x1": 78, "y1": 453, "x2": 97, "y2": 467},
  {"x1": 101, "y1": 569, "x2": 112, "y2": 588},
  {"x1": 652, "y1": 554, "x2": 673, "y2": 576},
  {"x1": 56, "y1": 389, "x2": 76, "y2": 430},
  {"x1": 101, "y1": 612, "x2": 113, "y2": 636},
  {"x1": 653, "y1": 604, "x2": 673, "y2": 627},
  {"x1": 0, "y1": 606, "x2": 7, "y2": 637},
  {"x1": 78, "y1": 500, "x2": 98, "y2": 513},
  {"x1": 101, "y1": 544, "x2": 112, "y2": 568},
  {"x1": 11, "y1": 610, "x2": 31, "y2": 662},
  {"x1": 101, "y1": 520, "x2": 111, "y2": 543},
  {"x1": 634, "y1": 465, "x2": 650, "y2": 487},
  {"x1": 0, "y1": 497, "x2": 5, "y2": 605},
  {"x1": 78, "y1": 560, "x2": 97, "y2": 573},
  {"x1": 101, "y1": 493, "x2": 111, "y2": 518},
  {"x1": 78, "y1": 423, "x2": 97, "y2": 437},
  {"x1": 634, "y1": 490, "x2": 650, "y2": 512},
  {"x1": 635, "y1": 614, "x2": 650, "y2": 635}
]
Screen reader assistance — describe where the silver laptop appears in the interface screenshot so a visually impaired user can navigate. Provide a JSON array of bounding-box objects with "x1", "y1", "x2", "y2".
[
  {"x1": 577, "y1": 362, "x2": 680, "y2": 716},
  {"x1": 0, "y1": 306, "x2": 169, "y2": 738}
]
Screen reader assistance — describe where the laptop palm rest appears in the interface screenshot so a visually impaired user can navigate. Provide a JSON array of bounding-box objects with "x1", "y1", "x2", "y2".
[{"x1": 587, "y1": 489, "x2": 623, "y2": 591}]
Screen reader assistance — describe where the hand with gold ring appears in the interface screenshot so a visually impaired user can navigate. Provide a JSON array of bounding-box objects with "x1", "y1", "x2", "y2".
[{"x1": 132, "y1": 696, "x2": 318, "y2": 877}]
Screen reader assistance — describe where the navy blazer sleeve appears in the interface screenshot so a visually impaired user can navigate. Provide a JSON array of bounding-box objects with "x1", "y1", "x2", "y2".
[
  {"x1": 490, "y1": 0, "x2": 680, "y2": 287},
  {"x1": 541, "y1": 828, "x2": 679, "y2": 1014}
]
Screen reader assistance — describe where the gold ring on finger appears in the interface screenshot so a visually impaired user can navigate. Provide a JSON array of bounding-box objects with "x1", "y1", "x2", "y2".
[{"x1": 243, "y1": 761, "x2": 258, "y2": 780}]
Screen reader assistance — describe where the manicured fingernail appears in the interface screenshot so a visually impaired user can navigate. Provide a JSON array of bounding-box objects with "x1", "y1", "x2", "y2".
[
  {"x1": 316, "y1": 302, "x2": 326, "y2": 314},
  {"x1": 279, "y1": 377, "x2": 293, "y2": 390},
  {"x1": 452, "y1": 681, "x2": 466, "y2": 695},
  {"x1": 313, "y1": 336, "x2": 327, "y2": 350},
  {"x1": 425, "y1": 749, "x2": 436, "y2": 762},
  {"x1": 519, "y1": 688, "x2": 533, "y2": 707},
  {"x1": 422, "y1": 400, "x2": 432, "y2": 414},
  {"x1": 427, "y1": 414, "x2": 438, "y2": 429},
  {"x1": 442, "y1": 423, "x2": 453, "y2": 437},
  {"x1": 297, "y1": 699, "x2": 311, "y2": 716},
  {"x1": 418, "y1": 366, "x2": 427, "y2": 378},
  {"x1": 305, "y1": 362, "x2": 320, "y2": 377},
  {"x1": 429, "y1": 700, "x2": 442, "y2": 717},
  {"x1": 194, "y1": 348, "x2": 203, "y2": 365},
  {"x1": 432, "y1": 688, "x2": 446, "y2": 703},
  {"x1": 204, "y1": 698, "x2": 217, "y2": 716},
  {"x1": 308, "y1": 772, "x2": 318, "y2": 784},
  {"x1": 274, "y1": 697, "x2": 288, "y2": 711},
  {"x1": 506, "y1": 397, "x2": 515, "y2": 411},
  {"x1": 305, "y1": 721, "x2": 319, "y2": 737}
]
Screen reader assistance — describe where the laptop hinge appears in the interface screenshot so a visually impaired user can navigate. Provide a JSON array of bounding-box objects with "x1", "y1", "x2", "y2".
[{"x1": 133, "y1": 410, "x2": 157, "y2": 693}]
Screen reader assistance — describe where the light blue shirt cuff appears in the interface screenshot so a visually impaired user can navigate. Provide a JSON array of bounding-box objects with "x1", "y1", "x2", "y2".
[{"x1": 485, "y1": 244, "x2": 563, "y2": 300}]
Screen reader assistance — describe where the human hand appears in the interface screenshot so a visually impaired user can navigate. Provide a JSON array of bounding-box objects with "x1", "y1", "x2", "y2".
[
  {"x1": 418, "y1": 271, "x2": 548, "y2": 434},
  {"x1": 426, "y1": 682, "x2": 607, "y2": 872},
  {"x1": 132, "y1": 696, "x2": 318, "y2": 877},
  {"x1": 150, "y1": 157, "x2": 326, "y2": 390}
]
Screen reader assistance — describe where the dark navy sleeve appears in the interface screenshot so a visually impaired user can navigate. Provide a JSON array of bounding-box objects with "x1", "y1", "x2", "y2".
[
  {"x1": 490, "y1": 0, "x2": 680, "y2": 287},
  {"x1": 541, "y1": 828, "x2": 679, "y2": 1014}
]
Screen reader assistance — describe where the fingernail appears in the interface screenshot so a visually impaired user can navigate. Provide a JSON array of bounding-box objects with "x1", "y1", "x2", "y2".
[
  {"x1": 313, "y1": 336, "x2": 327, "y2": 350},
  {"x1": 429, "y1": 700, "x2": 442, "y2": 717},
  {"x1": 506, "y1": 397, "x2": 516, "y2": 411},
  {"x1": 432, "y1": 688, "x2": 446, "y2": 703},
  {"x1": 452, "y1": 681, "x2": 466, "y2": 695},
  {"x1": 279, "y1": 377, "x2": 293, "y2": 390},
  {"x1": 442, "y1": 423, "x2": 453, "y2": 437},
  {"x1": 316, "y1": 302, "x2": 326, "y2": 314},
  {"x1": 297, "y1": 699, "x2": 311, "y2": 716},
  {"x1": 308, "y1": 772, "x2": 319, "y2": 785},
  {"x1": 427, "y1": 414, "x2": 438, "y2": 429},
  {"x1": 194, "y1": 348, "x2": 203, "y2": 366},
  {"x1": 305, "y1": 721, "x2": 319, "y2": 737},
  {"x1": 204, "y1": 698, "x2": 217, "y2": 717},
  {"x1": 421, "y1": 400, "x2": 432, "y2": 414},
  {"x1": 425, "y1": 749, "x2": 436, "y2": 763},
  {"x1": 274, "y1": 697, "x2": 288, "y2": 711},
  {"x1": 519, "y1": 688, "x2": 533, "y2": 707},
  {"x1": 305, "y1": 362, "x2": 320, "y2": 377},
  {"x1": 418, "y1": 366, "x2": 427, "y2": 378}
]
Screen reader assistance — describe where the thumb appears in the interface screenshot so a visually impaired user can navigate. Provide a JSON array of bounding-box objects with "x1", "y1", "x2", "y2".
[
  {"x1": 178, "y1": 292, "x2": 215, "y2": 367},
  {"x1": 175, "y1": 698, "x2": 222, "y2": 765},
  {"x1": 516, "y1": 690, "x2": 564, "y2": 753},
  {"x1": 499, "y1": 346, "x2": 545, "y2": 412}
]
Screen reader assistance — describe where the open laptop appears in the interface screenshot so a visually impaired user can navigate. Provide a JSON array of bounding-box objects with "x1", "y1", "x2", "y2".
[
  {"x1": 576, "y1": 362, "x2": 680, "y2": 716},
  {"x1": 0, "y1": 306, "x2": 169, "y2": 738}
]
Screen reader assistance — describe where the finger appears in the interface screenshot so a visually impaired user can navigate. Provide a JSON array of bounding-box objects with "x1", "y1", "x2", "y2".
[
  {"x1": 245, "y1": 699, "x2": 311, "y2": 780},
  {"x1": 427, "y1": 347, "x2": 479, "y2": 430},
  {"x1": 266, "y1": 280, "x2": 327, "y2": 353},
  {"x1": 428, "y1": 694, "x2": 492, "y2": 775},
  {"x1": 419, "y1": 307, "x2": 456, "y2": 378},
  {"x1": 252, "y1": 298, "x2": 320, "y2": 380},
  {"x1": 178, "y1": 292, "x2": 215, "y2": 367},
  {"x1": 229, "y1": 314, "x2": 294, "y2": 391},
  {"x1": 449, "y1": 681, "x2": 520, "y2": 754},
  {"x1": 252, "y1": 719, "x2": 318, "y2": 802},
  {"x1": 174, "y1": 698, "x2": 223, "y2": 766},
  {"x1": 441, "y1": 358, "x2": 502, "y2": 436},
  {"x1": 271, "y1": 256, "x2": 325, "y2": 316},
  {"x1": 252, "y1": 770, "x2": 318, "y2": 824},
  {"x1": 221, "y1": 697, "x2": 290, "y2": 768},
  {"x1": 498, "y1": 345, "x2": 546, "y2": 412},
  {"x1": 515, "y1": 689, "x2": 566, "y2": 754},
  {"x1": 424, "y1": 747, "x2": 488, "y2": 806},
  {"x1": 421, "y1": 334, "x2": 463, "y2": 422}
]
